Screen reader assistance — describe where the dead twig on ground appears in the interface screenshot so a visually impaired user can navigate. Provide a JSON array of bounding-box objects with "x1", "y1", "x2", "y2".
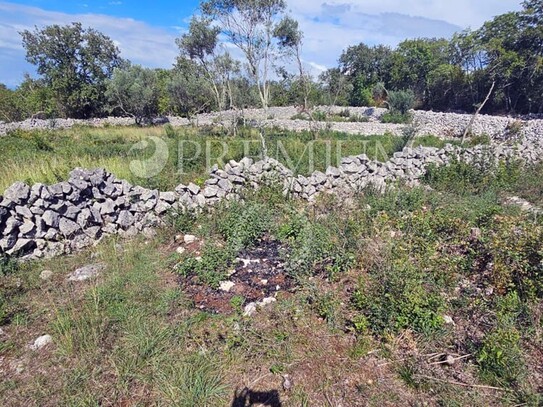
[{"x1": 415, "y1": 374, "x2": 510, "y2": 392}]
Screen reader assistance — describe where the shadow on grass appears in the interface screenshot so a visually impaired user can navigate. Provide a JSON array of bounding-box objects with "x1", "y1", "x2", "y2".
[{"x1": 231, "y1": 387, "x2": 282, "y2": 407}]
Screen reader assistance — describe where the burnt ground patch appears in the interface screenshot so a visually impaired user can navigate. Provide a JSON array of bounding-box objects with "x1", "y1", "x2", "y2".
[{"x1": 179, "y1": 236, "x2": 296, "y2": 314}]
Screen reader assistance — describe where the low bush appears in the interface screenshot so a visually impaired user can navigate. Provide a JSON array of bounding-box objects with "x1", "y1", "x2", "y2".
[
  {"x1": 484, "y1": 217, "x2": 543, "y2": 299},
  {"x1": 312, "y1": 110, "x2": 327, "y2": 121},
  {"x1": 0, "y1": 256, "x2": 19, "y2": 276},
  {"x1": 217, "y1": 201, "x2": 272, "y2": 251},
  {"x1": 365, "y1": 186, "x2": 427, "y2": 216},
  {"x1": 381, "y1": 111, "x2": 412, "y2": 124},
  {"x1": 424, "y1": 158, "x2": 522, "y2": 196},
  {"x1": 353, "y1": 258, "x2": 445, "y2": 336},
  {"x1": 477, "y1": 293, "x2": 526, "y2": 387},
  {"x1": 308, "y1": 288, "x2": 342, "y2": 329},
  {"x1": 177, "y1": 244, "x2": 235, "y2": 288},
  {"x1": 386, "y1": 89, "x2": 415, "y2": 115},
  {"x1": 284, "y1": 220, "x2": 354, "y2": 280}
]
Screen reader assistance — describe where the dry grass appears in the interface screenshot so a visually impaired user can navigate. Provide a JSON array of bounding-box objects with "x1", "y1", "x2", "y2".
[{"x1": 1, "y1": 130, "x2": 543, "y2": 406}]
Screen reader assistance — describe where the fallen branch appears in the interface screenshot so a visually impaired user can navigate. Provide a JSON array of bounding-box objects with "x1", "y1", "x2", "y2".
[{"x1": 415, "y1": 374, "x2": 510, "y2": 392}]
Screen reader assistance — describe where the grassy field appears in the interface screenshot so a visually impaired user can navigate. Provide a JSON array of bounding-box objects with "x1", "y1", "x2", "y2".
[
  {"x1": 0, "y1": 124, "x2": 455, "y2": 193},
  {"x1": 1, "y1": 146, "x2": 543, "y2": 405}
]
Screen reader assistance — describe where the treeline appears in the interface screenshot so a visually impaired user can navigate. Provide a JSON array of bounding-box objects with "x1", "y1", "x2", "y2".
[
  {"x1": 333, "y1": 0, "x2": 543, "y2": 115},
  {"x1": 1, "y1": 0, "x2": 541, "y2": 123}
]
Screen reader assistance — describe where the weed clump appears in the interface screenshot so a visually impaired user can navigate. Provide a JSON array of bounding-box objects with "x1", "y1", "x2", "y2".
[
  {"x1": 353, "y1": 259, "x2": 445, "y2": 336},
  {"x1": 176, "y1": 201, "x2": 272, "y2": 288},
  {"x1": 477, "y1": 293, "x2": 526, "y2": 387}
]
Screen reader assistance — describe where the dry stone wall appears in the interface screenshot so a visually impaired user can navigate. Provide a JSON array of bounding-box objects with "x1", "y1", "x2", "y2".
[
  {"x1": 2, "y1": 138, "x2": 543, "y2": 261},
  {"x1": 3, "y1": 106, "x2": 543, "y2": 140}
]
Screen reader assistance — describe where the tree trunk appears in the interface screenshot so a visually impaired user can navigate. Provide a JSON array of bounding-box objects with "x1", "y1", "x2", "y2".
[{"x1": 462, "y1": 80, "x2": 495, "y2": 144}]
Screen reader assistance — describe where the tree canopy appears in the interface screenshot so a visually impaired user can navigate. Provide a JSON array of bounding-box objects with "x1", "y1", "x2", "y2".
[
  {"x1": 6, "y1": 0, "x2": 543, "y2": 122},
  {"x1": 20, "y1": 22, "x2": 124, "y2": 118}
]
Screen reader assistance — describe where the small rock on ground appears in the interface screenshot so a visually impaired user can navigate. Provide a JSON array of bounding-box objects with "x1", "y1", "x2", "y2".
[
  {"x1": 183, "y1": 234, "x2": 197, "y2": 244},
  {"x1": 68, "y1": 263, "x2": 105, "y2": 282},
  {"x1": 219, "y1": 281, "x2": 235, "y2": 292},
  {"x1": 29, "y1": 334, "x2": 53, "y2": 350},
  {"x1": 443, "y1": 315, "x2": 455, "y2": 325},
  {"x1": 39, "y1": 270, "x2": 53, "y2": 280},
  {"x1": 243, "y1": 302, "x2": 257, "y2": 317},
  {"x1": 243, "y1": 297, "x2": 277, "y2": 316}
]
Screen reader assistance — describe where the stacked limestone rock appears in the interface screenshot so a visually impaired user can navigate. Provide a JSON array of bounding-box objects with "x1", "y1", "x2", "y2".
[
  {"x1": 4, "y1": 106, "x2": 543, "y2": 140},
  {"x1": 0, "y1": 168, "x2": 178, "y2": 260},
  {"x1": 0, "y1": 116, "x2": 191, "y2": 136},
  {"x1": 2, "y1": 138, "x2": 543, "y2": 261}
]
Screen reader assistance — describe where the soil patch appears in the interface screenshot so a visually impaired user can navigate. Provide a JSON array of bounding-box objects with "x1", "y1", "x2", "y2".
[{"x1": 180, "y1": 237, "x2": 295, "y2": 314}]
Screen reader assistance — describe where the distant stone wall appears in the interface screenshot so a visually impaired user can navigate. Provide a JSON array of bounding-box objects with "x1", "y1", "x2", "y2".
[
  {"x1": 2, "y1": 106, "x2": 543, "y2": 140},
  {"x1": 2, "y1": 137, "x2": 542, "y2": 261}
]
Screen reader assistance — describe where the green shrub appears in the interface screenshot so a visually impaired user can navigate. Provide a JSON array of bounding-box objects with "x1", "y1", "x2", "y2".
[
  {"x1": 386, "y1": 89, "x2": 415, "y2": 115},
  {"x1": 277, "y1": 210, "x2": 307, "y2": 241},
  {"x1": 365, "y1": 186, "x2": 427, "y2": 216},
  {"x1": 0, "y1": 256, "x2": 19, "y2": 276},
  {"x1": 484, "y1": 217, "x2": 543, "y2": 299},
  {"x1": 229, "y1": 295, "x2": 245, "y2": 310},
  {"x1": 177, "y1": 245, "x2": 235, "y2": 288},
  {"x1": 165, "y1": 210, "x2": 196, "y2": 234},
  {"x1": 353, "y1": 259, "x2": 445, "y2": 335},
  {"x1": 285, "y1": 222, "x2": 334, "y2": 278},
  {"x1": 424, "y1": 158, "x2": 522, "y2": 196},
  {"x1": 467, "y1": 133, "x2": 491, "y2": 146},
  {"x1": 308, "y1": 289, "x2": 342, "y2": 329},
  {"x1": 217, "y1": 201, "x2": 272, "y2": 250},
  {"x1": 278, "y1": 214, "x2": 355, "y2": 278},
  {"x1": 381, "y1": 111, "x2": 412, "y2": 124},
  {"x1": 311, "y1": 110, "x2": 327, "y2": 121},
  {"x1": 477, "y1": 293, "x2": 526, "y2": 386}
]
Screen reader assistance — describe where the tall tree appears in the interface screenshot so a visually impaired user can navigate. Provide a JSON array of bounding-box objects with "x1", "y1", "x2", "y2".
[
  {"x1": 20, "y1": 23, "x2": 123, "y2": 118},
  {"x1": 201, "y1": 0, "x2": 287, "y2": 110},
  {"x1": 319, "y1": 68, "x2": 352, "y2": 106},
  {"x1": 339, "y1": 43, "x2": 393, "y2": 85},
  {"x1": 177, "y1": 17, "x2": 239, "y2": 112},
  {"x1": 274, "y1": 16, "x2": 310, "y2": 110},
  {"x1": 0, "y1": 85, "x2": 21, "y2": 122},
  {"x1": 105, "y1": 65, "x2": 160, "y2": 125},
  {"x1": 168, "y1": 59, "x2": 214, "y2": 118},
  {"x1": 390, "y1": 38, "x2": 450, "y2": 106}
]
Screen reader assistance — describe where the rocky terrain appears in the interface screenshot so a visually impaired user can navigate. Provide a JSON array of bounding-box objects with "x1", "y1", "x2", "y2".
[
  {"x1": 1, "y1": 133, "x2": 542, "y2": 261},
  {"x1": 2, "y1": 106, "x2": 543, "y2": 140}
]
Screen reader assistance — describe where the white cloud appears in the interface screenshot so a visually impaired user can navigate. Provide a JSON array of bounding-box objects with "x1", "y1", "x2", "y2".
[
  {"x1": 0, "y1": 1, "x2": 180, "y2": 87},
  {"x1": 287, "y1": 0, "x2": 522, "y2": 30},
  {"x1": 285, "y1": 0, "x2": 523, "y2": 73},
  {"x1": 0, "y1": 0, "x2": 524, "y2": 87}
]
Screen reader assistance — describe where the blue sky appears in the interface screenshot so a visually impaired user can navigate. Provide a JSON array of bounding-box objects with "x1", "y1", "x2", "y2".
[
  {"x1": 5, "y1": 0, "x2": 201, "y2": 28},
  {"x1": 0, "y1": 0, "x2": 524, "y2": 88}
]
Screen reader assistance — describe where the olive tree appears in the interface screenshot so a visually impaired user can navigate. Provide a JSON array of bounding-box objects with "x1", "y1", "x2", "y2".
[
  {"x1": 105, "y1": 65, "x2": 159, "y2": 125},
  {"x1": 167, "y1": 59, "x2": 214, "y2": 118},
  {"x1": 201, "y1": 0, "x2": 286, "y2": 110},
  {"x1": 20, "y1": 23, "x2": 123, "y2": 118},
  {"x1": 176, "y1": 17, "x2": 239, "y2": 111}
]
